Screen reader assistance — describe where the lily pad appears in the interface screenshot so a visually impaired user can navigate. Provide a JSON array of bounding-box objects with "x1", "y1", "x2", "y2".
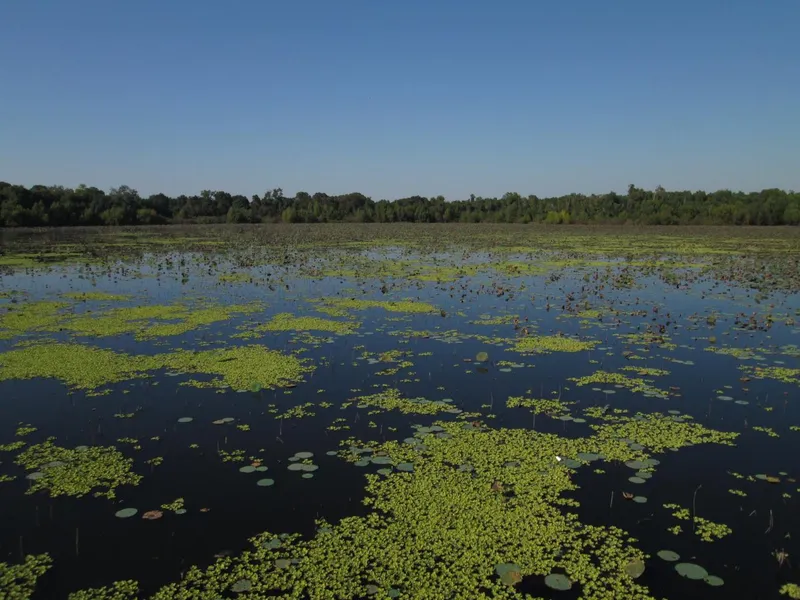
[
  {"x1": 256, "y1": 478, "x2": 275, "y2": 487},
  {"x1": 704, "y1": 575, "x2": 724, "y2": 586},
  {"x1": 628, "y1": 476, "x2": 646, "y2": 484},
  {"x1": 544, "y1": 573, "x2": 572, "y2": 591},
  {"x1": 115, "y1": 508, "x2": 138, "y2": 519},
  {"x1": 494, "y1": 563, "x2": 522, "y2": 586},
  {"x1": 675, "y1": 562, "x2": 708, "y2": 580},
  {"x1": 177, "y1": 417, "x2": 193, "y2": 423},
  {"x1": 231, "y1": 579, "x2": 252, "y2": 593},
  {"x1": 624, "y1": 558, "x2": 646, "y2": 579},
  {"x1": 239, "y1": 465, "x2": 256, "y2": 473},
  {"x1": 294, "y1": 451, "x2": 314, "y2": 459}
]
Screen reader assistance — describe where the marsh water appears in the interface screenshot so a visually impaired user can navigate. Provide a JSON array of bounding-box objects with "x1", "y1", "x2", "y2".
[{"x1": 1, "y1": 225, "x2": 799, "y2": 599}]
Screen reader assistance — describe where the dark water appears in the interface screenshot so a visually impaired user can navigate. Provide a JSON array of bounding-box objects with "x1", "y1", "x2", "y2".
[{"x1": 1, "y1": 243, "x2": 799, "y2": 599}]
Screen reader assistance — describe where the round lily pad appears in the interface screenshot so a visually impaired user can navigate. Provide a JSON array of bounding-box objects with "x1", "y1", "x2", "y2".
[
  {"x1": 396, "y1": 463, "x2": 414, "y2": 472},
  {"x1": 299, "y1": 463, "x2": 319, "y2": 472},
  {"x1": 704, "y1": 575, "x2": 724, "y2": 586},
  {"x1": 475, "y1": 351, "x2": 489, "y2": 362},
  {"x1": 256, "y1": 466, "x2": 268, "y2": 472},
  {"x1": 239, "y1": 466, "x2": 256, "y2": 473},
  {"x1": 675, "y1": 562, "x2": 708, "y2": 580},
  {"x1": 26, "y1": 472, "x2": 45, "y2": 481},
  {"x1": 177, "y1": 417, "x2": 193, "y2": 423},
  {"x1": 301, "y1": 473, "x2": 314, "y2": 479},
  {"x1": 544, "y1": 573, "x2": 572, "y2": 591},
  {"x1": 354, "y1": 459, "x2": 370, "y2": 467},
  {"x1": 657, "y1": 550, "x2": 680, "y2": 561},
  {"x1": 628, "y1": 476, "x2": 646, "y2": 484},
  {"x1": 624, "y1": 460, "x2": 646, "y2": 470},
  {"x1": 115, "y1": 508, "x2": 138, "y2": 519},
  {"x1": 494, "y1": 563, "x2": 521, "y2": 586},
  {"x1": 624, "y1": 559, "x2": 645, "y2": 579},
  {"x1": 175, "y1": 508, "x2": 187, "y2": 515},
  {"x1": 326, "y1": 450, "x2": 338, "y2": 456},
  {"x1": 371, "y1": 456, "x2": 393, "y2": 465},
  {"x1": 632, "y1": 496, "x2": 647, "y2": 503},
  {"x1": 275, "y1": 558, "x2": 291, "y2": 568},
  {"x1": 377, "y1": 468, "x2": 392, "y2": 475},
  {"x1": 231, "y1": 579, "x2": 252, "y2": 593},
  {"x1": 287, "y1": 463, "x2": 306, "y2": 471},
  {"x1": 634, "y1": 471, "x2": 652, "y2": 479},
  {"x1": 294, "y1": 451, "x2": 314, "y2": 459},
  {"x1": 256, "y1": 478, "x2": 275, "y2": 487}
]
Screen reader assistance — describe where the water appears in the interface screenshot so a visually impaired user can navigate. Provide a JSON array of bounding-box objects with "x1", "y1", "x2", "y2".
[{"x1": 0, "y1": 225, "x2": 798, "y2": 599}]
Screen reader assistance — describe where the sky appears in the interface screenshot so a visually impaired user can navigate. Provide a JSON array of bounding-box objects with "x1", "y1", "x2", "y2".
[{"x1": 1, "y1": 0, "x2": 798, "y2": 200}]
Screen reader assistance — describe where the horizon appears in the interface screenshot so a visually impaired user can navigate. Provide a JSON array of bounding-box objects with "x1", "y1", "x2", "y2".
[{"x1": 2, "y1": 0, "x2": 798, "y2": 199}]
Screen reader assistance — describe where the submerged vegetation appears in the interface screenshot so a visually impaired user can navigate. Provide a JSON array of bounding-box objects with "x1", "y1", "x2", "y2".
[{"x1": 0, "y1": 225, "x2": 798, "y2": 599}]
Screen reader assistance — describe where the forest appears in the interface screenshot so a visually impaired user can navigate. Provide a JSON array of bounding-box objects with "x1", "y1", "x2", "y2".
[{"x1": 0, "y1": 181, "x2": 798, "y2": 227}]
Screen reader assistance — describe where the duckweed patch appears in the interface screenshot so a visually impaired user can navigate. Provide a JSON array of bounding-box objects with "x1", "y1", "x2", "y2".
[
  {"x1": 139, "y1": 417, "x2": 737, "y2": 600},
  {"x1": 511, "y1": 334, "x2": 599, "y2": 354},
  {"x1": 15, "y1": 440, "x2": 141, "y2": 499}
]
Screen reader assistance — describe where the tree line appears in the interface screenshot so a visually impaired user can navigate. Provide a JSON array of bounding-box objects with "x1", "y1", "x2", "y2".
[{"x1": 0, "y1": 181, "x2": 798, "y2": 227}]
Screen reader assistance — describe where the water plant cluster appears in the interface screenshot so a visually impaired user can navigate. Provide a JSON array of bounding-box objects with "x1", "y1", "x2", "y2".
[{"x1": 1, "y1": 226, "x2": 799, "y2": 599}]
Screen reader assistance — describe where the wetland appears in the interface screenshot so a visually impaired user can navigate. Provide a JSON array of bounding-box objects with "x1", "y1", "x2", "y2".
[{"x1": 0, "y1": 223, "x2": 799, "y2": 599}]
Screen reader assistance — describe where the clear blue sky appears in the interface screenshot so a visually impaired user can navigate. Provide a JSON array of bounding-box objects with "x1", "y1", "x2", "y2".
[{"x1": 1, "y1": 0, "x2": 798, "y2": 200}]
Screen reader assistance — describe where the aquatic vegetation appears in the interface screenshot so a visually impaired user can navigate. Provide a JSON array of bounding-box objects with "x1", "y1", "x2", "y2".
[
  {"x1": 0, "y1": 301, "x2": 68, "y2": 339},
  {"x1": 570, "y1": 371, "x2": 667, "y2": 397},
  {"x1": 781, "y1": 583, "x2": 800, "y2": 599},
  {"x1": 15, "y1": 439, "x2": 141, "y2": 499},
  {"x1": 0, "y1": 343, "x2": 161, "y2": 391},
  {"x1": 66, "y1": 580, "x2": 139, "y2": 600},
  {"x1": 740, "y1": 365, "x2": 800, "y2": 384},
  {"x1": 138, "y1": 415, "x2": 743, "y2": 600},
  {"x1": 311, "y1": 297, "x2": 437, "y2": 314},
  {"x1": 0, "y1": 342, "x2": 311, "y2": 393},
  {"x1": 161, "y1": 345, "x2": 312, "y2": 391},
  {"x1": 62, "y1": 292, "x2": 130, "y2": 301},
  {"x1": 60, "y1": 302, "x2": 261, "y2": 340},
  {"x1": 241, "y1": 312, "x2": 359, "y2": 335},
  {"x1": 590, "y1": 412, "x2": 738, "y2": 453},
  {"x1": 0, "y1": 554, "x2": 52, "y2": 600},
  {"x1": 662, "y1": 503, "x2": 732, "y2": 542},
  {"x1": 349, "y1": 389, "x2": 453, "y2": 415},
  {"x1": 511, "y1": 334, "x2": 599, "y2": 354},
  {"x1": 507, "y1": 395, "x2": 572, "y2": 415}
]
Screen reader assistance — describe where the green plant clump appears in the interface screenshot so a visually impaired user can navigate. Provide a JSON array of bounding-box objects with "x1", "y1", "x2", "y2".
[
  {"x1": 0, "y1": 554, "x2": 52, "y2": 600},
  {"x1": 68, "y1": 412, "x2": 740, "y2": 600},
  {"x1": 15, "y1": 439, "x2": 141, "y2": 499}
]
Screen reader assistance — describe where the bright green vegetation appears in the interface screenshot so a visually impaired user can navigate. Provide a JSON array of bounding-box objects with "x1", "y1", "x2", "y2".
[
  {"x1": 0, "y1": 343, "x2": 161, "y2": 391},
  {"x1": 570, "y1": 371, "x2": 667, "y2": 397},
  {"x1": 129, "y1": 415, "x2": 736, "y2": 599},
  {"x1": 0, "y1": 342, "x2": 312, "y2": 393},
  {"x1": 62, "y1": 292, "x2": 130, "y2": 301},
  {"x1": 162, "y1": 345, "x2": 312, "y2": 391},
  {"x1": 243, "y1": 312, "x2": 359, "y2": 335},
  {"x1": 662, "y1": 504, "x2": 733, "y2": 542},
  {"x1": 59, "y1": 303, "x2": 260, "y2": 340},
  {"x1": 781, "y1": 583, "x2": 800, "y2": 599},
  {"x1": 15, "y1": 440, "x2": 141, "y2": 499},
  {"x1": 67, "y1": 581, "x2": 140, "y2": 600},
  {"x1": 0, "y1": 299, "x2": 259, "y2": 341},
  {"x1": 0, "y1": 554, "x2": 52, "y2": 600},
  {"x1": 511, "y1": 334, "x2": 599, "y2": 354},
  {"x1": 349, "y1": 389, "x2": 453, "y2": 415},
  {"x1": 507, "y1": 396, "x2": 572, "y2": 415},
  {"x1": 312, "y1": 297, "x2": 437, "y2": 315},
  {"x1": 0, "y1": 301, "x2": 69, "y2": 339}
]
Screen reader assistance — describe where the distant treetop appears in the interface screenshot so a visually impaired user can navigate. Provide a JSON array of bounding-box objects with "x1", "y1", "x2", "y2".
[{"x1": 0, "y1": 182, "x2": 798, "y2": 226}]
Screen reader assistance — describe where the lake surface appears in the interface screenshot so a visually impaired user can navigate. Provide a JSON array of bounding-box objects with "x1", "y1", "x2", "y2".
[{"x1": 0, "y1": 224, "x2": 799, "y2": 599}]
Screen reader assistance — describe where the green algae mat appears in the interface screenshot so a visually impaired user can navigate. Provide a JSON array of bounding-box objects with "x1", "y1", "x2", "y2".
[{"x1": 0, "y1": 224, "x2": 799, "y2": 599}]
